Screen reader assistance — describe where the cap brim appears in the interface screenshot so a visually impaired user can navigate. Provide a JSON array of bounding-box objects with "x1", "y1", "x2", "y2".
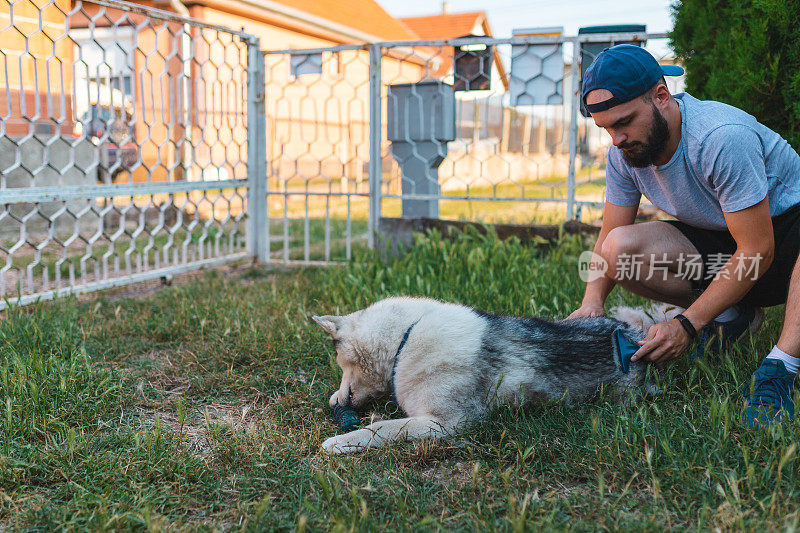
[{"x1": 661, "y1": 64, "x2": 685, "y2": 76}]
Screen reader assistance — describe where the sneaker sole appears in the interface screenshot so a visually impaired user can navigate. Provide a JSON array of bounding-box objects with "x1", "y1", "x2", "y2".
[
  {"x1": 735, "y1": 308, "x2": 765, "y2": 344},
  {"x1": 691, "y1": 308, "x2": 765, "y2": 360}
]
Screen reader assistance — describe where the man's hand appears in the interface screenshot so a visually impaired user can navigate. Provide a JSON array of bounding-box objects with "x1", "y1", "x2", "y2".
[
  {"x1": 567, "y1": 303, "x2": 605, "y2": 319},
  {"x1": 631, "y1": 318, "x2": 693, "y2": 364}
]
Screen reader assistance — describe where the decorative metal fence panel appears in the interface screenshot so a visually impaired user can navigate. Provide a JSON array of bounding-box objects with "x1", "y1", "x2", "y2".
[
  {"x1": 1, "y1": 0, "x2": 685, "y2": 307},
  {"x1": 261, "y1": 33, "x2": 683, "y2": 258},
  {"x1": 374, "y1": 33, "x2": 682, "y2": 227},
  {"x1": 0, "y1": 0, "x2": 257, "y2": 308},
  {"x1": 262, "y1": 44, "x2": 373, "y2": 264}
]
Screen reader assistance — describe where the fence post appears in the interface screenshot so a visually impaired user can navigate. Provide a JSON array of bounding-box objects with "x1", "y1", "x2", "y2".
[
  {"x1": 246, "y1": 36, "x2": 268, "y2": 262},
  {"x1": 367, "y1": 43, "x2": 382, "y2": 249},
  {"x1": 566, "y1": 37, "x2": 581, "y2": 221}
]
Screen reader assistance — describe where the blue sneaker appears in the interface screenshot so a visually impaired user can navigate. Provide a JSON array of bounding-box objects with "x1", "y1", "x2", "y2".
[
  {"x1": 743, "y1": 360, "x2": 797, "y2": 427},
  {"x1": 690, "y1": 306, "x2": 764, "y2": 360}
]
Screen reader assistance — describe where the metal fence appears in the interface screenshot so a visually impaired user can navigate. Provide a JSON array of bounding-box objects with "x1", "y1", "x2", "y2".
[
  {"x1": 0, "y1": 0, "x2": 259, "y2": 309},
  {"x1": 0, "y1": 0, "x2": 684, "y2": 307},
  {"x1": 262, "y1": 32, "x2": 683, "y2": 262}
]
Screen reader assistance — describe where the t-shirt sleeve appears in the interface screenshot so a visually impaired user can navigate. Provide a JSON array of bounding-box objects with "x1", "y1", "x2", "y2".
[
  {"x1": 700, "y1": 125, "x2": 768, "y2": 212},
  {"x1": 605, "y1": 148, "x2": 641, "y2": 207}
]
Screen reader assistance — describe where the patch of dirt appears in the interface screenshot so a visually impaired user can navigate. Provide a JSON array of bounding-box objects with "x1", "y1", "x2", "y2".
[
  {"x1": 126, "y1": 348, "x2": 197, "y2": 395},
  {"x1": 0, "y1": 489, "x2": 49, "y2": 530},
  {"x1": 83, "y1": 259, "x2": 260, "y2": 303},
  {"x1": 0, "y1": 258, "x2": 272, "y2": 320},
  {"x1": 136, "y1": 402, "x2": 278, "y2": 457},
  {"x1": 420, "y1": 461, "x2": 474, "y2": 488},
  {"x1": 536, "y1": 478, "x2": 594, "y2": 500},
  {"x1": 120, "y1": 346, "x2": 281, "y2": 457}
]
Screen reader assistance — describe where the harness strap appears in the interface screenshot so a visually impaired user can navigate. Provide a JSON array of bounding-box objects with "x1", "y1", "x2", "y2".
[{"x1": 390, "y1": 319, "x2": 421, "y2": 409}]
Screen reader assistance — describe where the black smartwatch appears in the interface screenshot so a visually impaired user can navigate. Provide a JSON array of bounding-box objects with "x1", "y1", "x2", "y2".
[{"x1": 675, "y1": 313, "x2": 697, "y2": 338}]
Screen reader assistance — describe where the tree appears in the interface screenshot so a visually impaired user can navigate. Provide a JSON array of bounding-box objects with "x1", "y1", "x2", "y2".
[{"x1": 669, "y1": 0, "x2": 800, "y2": 149}]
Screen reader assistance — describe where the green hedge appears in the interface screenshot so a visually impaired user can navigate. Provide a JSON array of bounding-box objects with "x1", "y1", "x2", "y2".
[{"x1": 669, "y1": 0, "x2": 800, "y2": 150}]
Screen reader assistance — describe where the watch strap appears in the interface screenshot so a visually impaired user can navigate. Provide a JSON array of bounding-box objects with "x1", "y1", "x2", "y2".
[{"x1": 675, "y1": 313, "x2": 697, "y2": 338}]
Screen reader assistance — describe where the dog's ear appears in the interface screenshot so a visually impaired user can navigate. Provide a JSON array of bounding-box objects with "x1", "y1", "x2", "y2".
[{"x1": 312, "y1": 315, "x2": 342, "y2": 337}]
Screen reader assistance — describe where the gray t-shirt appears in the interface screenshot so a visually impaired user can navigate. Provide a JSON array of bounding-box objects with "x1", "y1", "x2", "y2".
[{"x1": 605, "y1": 92, "x2": 800, "y2": 230}]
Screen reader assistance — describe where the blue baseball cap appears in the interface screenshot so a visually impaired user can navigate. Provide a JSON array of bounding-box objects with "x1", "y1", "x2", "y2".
[{"x1": 581, "y1": 44, "x2": 684, "y2": 113}]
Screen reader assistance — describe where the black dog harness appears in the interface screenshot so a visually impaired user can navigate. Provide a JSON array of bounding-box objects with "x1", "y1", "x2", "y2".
[{"x1": 390, "y1": 319, "x2": 421, "y2": 409}]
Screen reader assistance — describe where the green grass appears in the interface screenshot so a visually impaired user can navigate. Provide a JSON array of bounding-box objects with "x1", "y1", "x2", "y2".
[{"x1": 2, "y1": 228, "x2": 798, "y2": 530}]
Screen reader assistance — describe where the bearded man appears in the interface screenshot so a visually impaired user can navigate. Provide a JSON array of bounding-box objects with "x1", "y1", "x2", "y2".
[{"x1": 568, "y1": 44, "x2": 800, "y2": 426}]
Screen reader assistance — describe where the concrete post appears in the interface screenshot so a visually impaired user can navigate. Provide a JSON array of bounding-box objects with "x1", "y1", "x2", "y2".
[{"x1": 386, "y1": 81, "x2": 455, "y2": 219}]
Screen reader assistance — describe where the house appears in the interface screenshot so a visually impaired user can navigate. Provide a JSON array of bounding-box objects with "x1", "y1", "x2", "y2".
[
  {"x1": 1, "y1": 0, "x2": 75, "y2": 137},
  {"x1": 58, "y1": 0, "x2": 428, "y2": 184},
  {"x1": 181, "y1": 0, "x2": 417, "y2": 46},
  {"x1": 400, "y1": 8, "x2": 508, "y2": 93}
]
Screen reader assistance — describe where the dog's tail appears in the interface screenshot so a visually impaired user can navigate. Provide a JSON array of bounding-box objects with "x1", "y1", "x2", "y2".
[{"x1": 609, "y1": 303, "x2": 684, "y2": 332}]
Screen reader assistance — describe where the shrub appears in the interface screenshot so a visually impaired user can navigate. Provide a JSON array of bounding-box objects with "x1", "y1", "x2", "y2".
[{"x1": 670, "y1": 0, "x2": 800, "y2": 149}]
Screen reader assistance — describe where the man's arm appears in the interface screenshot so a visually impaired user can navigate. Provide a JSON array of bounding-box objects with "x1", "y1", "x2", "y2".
[
  {"x1": 568, "y1": 200, "x2": 639, "y2": 318},
  {"x1": 681, "y1": 196, "x2": 774, "y2": 329},
  {"x1": 632, "y1": 196, "x2": 774, "y2": 363}
]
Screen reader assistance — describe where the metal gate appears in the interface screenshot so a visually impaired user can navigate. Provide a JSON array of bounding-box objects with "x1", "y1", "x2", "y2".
[
  {"x1": 0, "y1": 0, "x2": 259, "y2": 309},
  {"x1": 259, "y1": 32, "x2": 682, "y2": 262}
]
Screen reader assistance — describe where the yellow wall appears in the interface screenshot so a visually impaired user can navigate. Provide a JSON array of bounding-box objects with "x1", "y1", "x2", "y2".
[
  {"x1": 198, "y1": 4, "x2": 427, "y2": 191},
  {"x1": 0, "y1": 0, "x2": 75, "y2": 135}
]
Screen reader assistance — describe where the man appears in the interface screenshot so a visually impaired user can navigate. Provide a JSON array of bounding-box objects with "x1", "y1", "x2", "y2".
[{"x1": 567, "y1": 44, "x2": 800, "y2": 427}]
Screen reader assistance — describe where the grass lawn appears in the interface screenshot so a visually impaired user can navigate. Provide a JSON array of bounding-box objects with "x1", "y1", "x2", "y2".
[{"x1": 1, "y1": 228, "x2": 798, "y2": 530}]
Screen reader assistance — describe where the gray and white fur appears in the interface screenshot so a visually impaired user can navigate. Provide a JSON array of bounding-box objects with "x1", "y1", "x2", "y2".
[{"x1": 313, "y1": 297, "x2": 678, "y2": 454}]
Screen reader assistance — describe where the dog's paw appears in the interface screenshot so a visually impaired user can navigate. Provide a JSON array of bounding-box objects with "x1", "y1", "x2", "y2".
[{"x1": 321, "y1": 435, "x2": 363, "y2": 454}]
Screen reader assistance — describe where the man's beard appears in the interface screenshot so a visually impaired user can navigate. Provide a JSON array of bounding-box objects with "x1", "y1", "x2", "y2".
[{"x1": 619, "y1": 104, "x2": 670, "y2": 168}]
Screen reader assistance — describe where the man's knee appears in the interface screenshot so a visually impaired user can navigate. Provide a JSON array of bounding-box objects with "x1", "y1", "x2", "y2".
[{"x1": 600, "y1": 225, "x2": 642, "y2": 266}]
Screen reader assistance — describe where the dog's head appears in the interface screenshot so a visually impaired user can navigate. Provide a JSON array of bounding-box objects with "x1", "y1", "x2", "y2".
[{"x1": 313, "y1": 311, "x2": 390, "y2": 410}]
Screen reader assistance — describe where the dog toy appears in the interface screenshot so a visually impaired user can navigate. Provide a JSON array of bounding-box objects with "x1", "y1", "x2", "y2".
[
  {"x1": 614, "y1": 329, "x2": 640, "y2": 374},
  {"x1": 332, "y1": 402, "x2": 360, "y2": 432}
]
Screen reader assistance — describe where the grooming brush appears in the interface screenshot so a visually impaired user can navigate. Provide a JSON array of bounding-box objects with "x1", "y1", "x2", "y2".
[{"x1": 614, "y1": 329, "x2": 641, "y2": 374}]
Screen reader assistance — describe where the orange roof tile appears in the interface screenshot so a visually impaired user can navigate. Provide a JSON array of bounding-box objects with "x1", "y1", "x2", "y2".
[
  {"x1": 400, "y1": 11, "x2": 486, "y2": 40},
  {"x1": 272, "y1": 0, "x2": 418, "y2": 41}
]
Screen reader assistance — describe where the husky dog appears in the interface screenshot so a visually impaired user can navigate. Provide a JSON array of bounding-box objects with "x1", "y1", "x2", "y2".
[
  {"x1": 607, "y1": 303, "x2": 683, "y2": 333},
  {"x1": 313, "y1": 297, "x2": 680, "y2": 454}
]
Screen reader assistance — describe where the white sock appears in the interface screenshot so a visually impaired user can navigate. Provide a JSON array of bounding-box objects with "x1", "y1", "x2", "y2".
[
  {"x1": 766, "y1": 345, "x2": 800, "y2": 374},
  {"x1": 714, "y1": 306, "x2": 740, "y2": 323}
]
